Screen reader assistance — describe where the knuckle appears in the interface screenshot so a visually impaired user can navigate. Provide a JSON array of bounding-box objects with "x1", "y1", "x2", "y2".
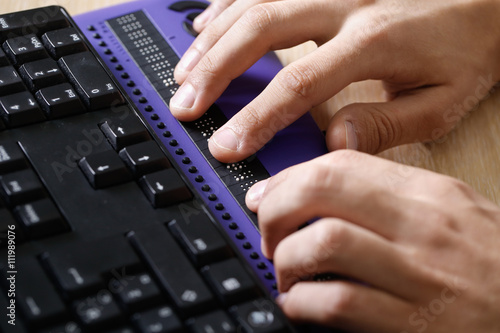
[
  {"x1": 363, "y1": 105, "x2": 403, "y2": 153},
  {"x1": 242, "y1": 3, "x2": 277, "y2": 34},
  {"x1": 312, "y1": 220, "x2": 345, "y2": 257},
  {"x1": 195, "y1": 52, "x2": 222, "y2": 79},
  {"x1": 278, "y1": 63, "x2": 318, "y2": 103}
]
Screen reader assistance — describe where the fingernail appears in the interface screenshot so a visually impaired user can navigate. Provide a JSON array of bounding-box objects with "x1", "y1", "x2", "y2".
[
  {"x1": 345, "y1": 121, "x2": 358, "y2": 150},
  {"x1": 247, "y1": 178, "x2": 270, "y2": 203},
  {"x1": 276, "y1": 293, "x2": 288, "y2": 306},
  {"x1": 194, "y1": 10, "x2": 212, "y2": 28},
  {"x1": 170, "y1": 83, "x2": 196, "y2": 110},
  {"x1": 211, "y1": 128, "x2": 239, "y2": 152},
  {"x1": 177, "y1": 49, "x2": 201, "y2": 73}
]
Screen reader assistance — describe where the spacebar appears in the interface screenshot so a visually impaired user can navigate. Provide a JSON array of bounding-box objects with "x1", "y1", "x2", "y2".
[{"x1": 127, "y1": 225, "x2": 216, "y2": 316}]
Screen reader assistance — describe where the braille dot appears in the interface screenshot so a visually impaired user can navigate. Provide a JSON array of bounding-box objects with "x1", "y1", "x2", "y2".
[
  {"x1": 243, "y1": 242, "x2": 252, "y2": 249},
  {"x1": 182, "y1": 157, "x2": 191, "y2": 164},
  {"x1": 257, "y1": 262, "x2": 267, "y2": 269},
  {"x1": 215, "y1": 203, "x2": 224, "y2": 210},
  {"x1": 175, "y1": 148, "x2": 184, "y2": 155},
  {"x1": 157, "y1": 122, "x2": 165, "y2": 129},
  {"x1": 170, "y1": 140, "x2": 178, "y2": 147},
  {"x1": 163, "y1": 131, "x2": 171, "y2": 137},
  {"x1": 250, "y1": 252, "x2": 259, "y2": 259},
  {"x1": 201, "y1": 184, "x2": 211, "y2": 192},
  {"x1": 235, "y1": 232, "x2": 245, "y2": 240},
  {"x1": 195, "y1": 175, "x2": 204, "y2": 182},
  {"x1": 208, "y1": 194, "x2": 217, "y2": 201},
  {"x1": 151, "y1": 114, "x2": 159, "y2": 120},
  {"x1": 222, "y1": 213, "x2": 231, "y2": 220}
]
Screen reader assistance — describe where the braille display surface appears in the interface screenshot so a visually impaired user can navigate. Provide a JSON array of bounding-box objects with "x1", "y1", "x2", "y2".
[{"x1": 107, "y1": 11, "x2": 270, "y2": 226}]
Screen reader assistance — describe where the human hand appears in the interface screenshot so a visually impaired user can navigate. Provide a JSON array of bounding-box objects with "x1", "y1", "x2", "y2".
[
  {"x1": 243, "y1": 150, "x2": 500, "y2": 332},
  {"x1": 170, "y1": 0, "x2": 500, "y2": 163}
]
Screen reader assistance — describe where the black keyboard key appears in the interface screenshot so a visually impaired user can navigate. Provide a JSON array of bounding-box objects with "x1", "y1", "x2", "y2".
[
  {"x1": 3, "y1": 34, "x2": 48, "y2": 65},
  {"x1": 202, "y1": 258, "x2": 258, "y2": 305},
  {"x1": 168, "y1": 1, "x2": 209, "y2": 12},
  {"x1": 230, "y1": 299, "x2": 287, "y2": 333},
  {"x1": 38, "y1": 321, "x2": 82, "y2": 333},
  {"x1": 0, "y1": 66, "x2": 25, "y2": 96},
  {"x1": 73, "y1": 292, "x2": 124, "y2": 328},
  {"x1": 78, "y1": 150, "x2": 132, "y2": 189},
  {"x1": 42, "y1": 235, "x2": 142, "y2": 299},
  {"x1": 58, "y1": 51, "x2": 124, "y2": 110},
  {"x1": 188, "y1": 310, "x2": 236, "y2": 333},
  {"x1": 132, "y1": 306, "x2": 183, "y2": 333},
  {"x1": 0, "y1": 90, "x2": 45, "y2": 127},
  {"x1": 36, "y1": 83, "x2": 86, "y2": 118},
  {"x1": 112, "y1": 272, "x2": 163, "y2": 312},
  {"x1": 139, "y1": 169, "x2": 192, "y2": 208},
  {"x1": 0, "y1": 6, "x2": 70, "y2": 42},
  {"x1": 100, "y1": 119, "x2": 151, "y2": 151},
  {"x1": 14, "y1": 198, "x2": 67, "y2": 239},
  {"x1": 119, "y1": 141, "x2": 171, "y2": 176},
  {"x1": 0, "y1": 141, "x2": 28, "y2": 174},
  {"x1": 108, "y1": 327, "x2": 136, "y2": 333},
  {"x1": 0, "y1": 48, "x2": 9, "y2": 66},
  {"x1": 168, "y1": 214, "x2": 231, "y2": 266},
  {"x1": 42, "y1": 27, "x2": 88, "y2": 58},
  {"x1": 19, "y1": 58, "x2": 66, "y2": 91},
  {"x1": 4, "y1": 256, "x2": 68, "y2": 327},
  {"x1": 128, "y1": 226, "x2": 216, "y2": 315},
  {"x1": 0, "y1": 169, "x2": 45, "y2": 206}
]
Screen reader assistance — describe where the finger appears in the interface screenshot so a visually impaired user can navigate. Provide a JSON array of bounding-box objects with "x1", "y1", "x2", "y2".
[
  {"x1": 254, "y1": 150, "x2": 438, "y2": 257},
  {"x1": 325, "y1": 85, "x2": 461, "y2": 154},
  {"x1": 175, "y1": 0, "x2": 270, "y2": 83},
  {"x1": 278, "y1": 281, "x2": 413, "y2": 332},
  {"x1": 274, "y1": 219, "x2": 438, "y2": 300},
  {"x1": 193, "y1": 0, "x2": 237, "y2": 33},
  {"x1": 170, "y1": 0, "x2": 357, "y2": 124}
]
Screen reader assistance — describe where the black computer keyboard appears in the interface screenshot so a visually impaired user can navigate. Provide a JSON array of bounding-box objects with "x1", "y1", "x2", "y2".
[{"x1": 0, "y1": 6, "x2": 294, "y2": 333}]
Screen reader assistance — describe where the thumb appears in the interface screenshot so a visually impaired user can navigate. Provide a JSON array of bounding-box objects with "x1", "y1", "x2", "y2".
[{"x1": 326, "y1": 86, "x2": 459, "y2": 154}]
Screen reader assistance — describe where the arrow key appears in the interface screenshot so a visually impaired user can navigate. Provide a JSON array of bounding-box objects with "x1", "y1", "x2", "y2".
[
  {"x1": 139, "y1": 169, "x2": 192, "y2": 208},
  {"x1": 119, "y1": 141, "x2": 171, "y2": 176},
  {"x1": 79, "y1": 150, "x2": 132, "y2": 189}
]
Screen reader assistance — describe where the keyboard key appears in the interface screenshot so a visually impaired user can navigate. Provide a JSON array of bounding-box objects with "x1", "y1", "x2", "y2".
[
  {"x1": 42, "y1": 27, "x2": 88, "y2": 58},
  {"x1": 73, "y1": 292, "x2": 124, "y2": 328},
  {"x1": 58, "y1": 51, "x2": 124, "y2": 110},
  {"x1": 0, "y1": 6, "x2": 70, "y2": 42},
  {"x1": 0, "y1": 66, "x2": 25, "y2": 96},
  {"x1": 36, "y1": 83, "x2": 86, "y2": 118},
  {"x1": 38, "y1": 321, "x2": 82, "y2": 333},
  {"x1": 128, "y1": 226, "x2": 216, "y2": 315},
  {"x1": 100, "y1": 118, "x2": 151, "y2": 151},
  {"x1": 14, "y1": 198, "x2": 67, "y2": 239},
  {"x1": 0, "y1": 48, "x2": 9, "y2": 66},
  {"x1": 202, "y1": 258, "x2": 259, "y2": 305},
  {"x1": 132, "y1": 306, "x2": 183, "y2": 333},
  {"x1": 168, "y1": 214, "x2": 231, "y2": 266},
  {"x1": 230, "y1": 299, "x2": 287, "y2": 333},
  {"x1": 19, "y1": 58, "x2": 66, "y2": 91},
  {"x1": 3, "y1": 34, "x2": 48, "y2": 65},
  {"x1": 78, "y1": 150, "x2": 132, "y2": 189},
  {"x1": 139, "y1": 169, "x2": 192, "y2": 208},
  {"x1": 41, "y1": 235, "x2": 142, "y2": 299},
  {"x1": 119, "y1": 141, "x2": 171, "y2": 176},
  {"x1": 2, "y1": 256, "x2": 68, "y2": 327},
  {"x1": 0, "y1": 169, "x2": 45, "y2": 206},
  {"x1": 112, "y1": 272, "x2": 163, "y2": 312},
  {"x1": 188, "y1": 310, "x2": 236, "y2": 333},
  {"x1": 0, "y1": 209, "x2": 23, "y2": 247},
  {"x1": 0, "y1": 141, "x2": 28, "y2": 174},
  {"x1": 0, "y1": 90, "x2": 46, "y2": 127}
]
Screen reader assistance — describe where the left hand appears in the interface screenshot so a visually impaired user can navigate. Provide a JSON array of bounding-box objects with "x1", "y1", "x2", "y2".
[{"x1": 245, "y1": 150, "x2": 500, "y2": 332}]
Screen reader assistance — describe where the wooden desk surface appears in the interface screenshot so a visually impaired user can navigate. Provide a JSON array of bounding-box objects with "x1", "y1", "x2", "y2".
[{"x1": 4, "y1": 0, "x2": 499, "y2": 204}]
